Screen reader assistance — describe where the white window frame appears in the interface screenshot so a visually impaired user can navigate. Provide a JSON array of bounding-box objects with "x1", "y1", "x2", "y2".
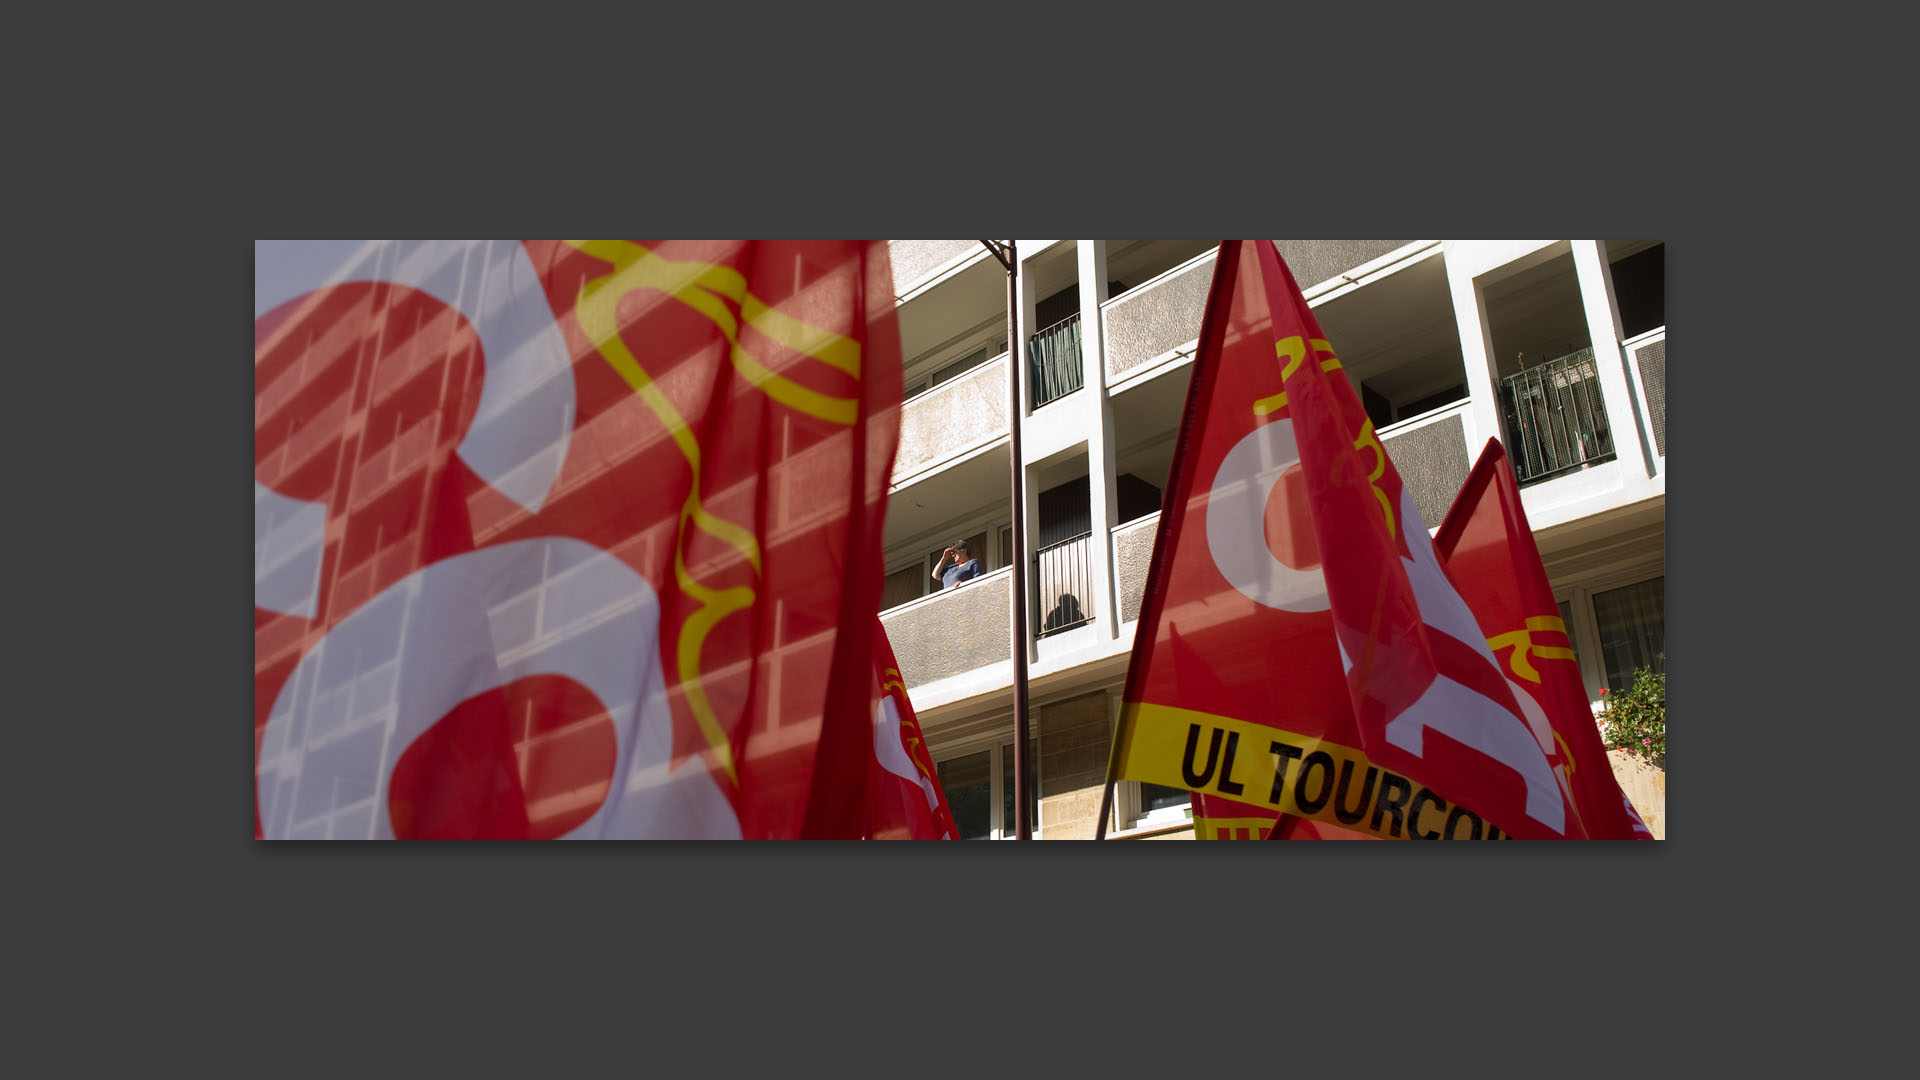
[
  {"x1": 902, "y1": 316, "x2": 1008, "y2": 405},
  {"x1": 1100, "y1": 688, "x2": 1194, "y2": 837},
  {"x1": 881, "y1": 516, "x2": 1015, "y2": 611},
  {"x1": 1555, "y1": 564, "x2": 1665, "y2": 707},
  {"x1": 932, "y1": 731, "x2": 1040, "y2": 840}
]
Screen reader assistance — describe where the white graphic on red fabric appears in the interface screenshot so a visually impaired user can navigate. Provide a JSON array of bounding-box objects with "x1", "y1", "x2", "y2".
[
  {"x1": 873, "y1": 692, "x2": 943, "y2": 819},
  {"x1": 255, "y1": 482, "x2": 329, "y2": 619},
  {"x1": 1205, "y1": 419, "x2": 1330, "y2": 614},
  {"x1": 1354, "y1": 484, "x2": 1566, "y2": 833},
  {"x1": 1504, "y1": 675, "x2": 1583, "y2": 813},
  {"x1": 257, "y1": 538, "x2": 738, "y2": 839},
  {"x1": 254, "y1": 239, "x2": 736, "y2": 839},
  {"x1": 254, "y1": 239, "x2": 573, "y2": 517}
]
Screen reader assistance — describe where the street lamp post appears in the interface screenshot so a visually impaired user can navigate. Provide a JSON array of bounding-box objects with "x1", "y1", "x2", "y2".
[{"x1": 980, "y1": 240, "x2": 1032, "y2": 840}]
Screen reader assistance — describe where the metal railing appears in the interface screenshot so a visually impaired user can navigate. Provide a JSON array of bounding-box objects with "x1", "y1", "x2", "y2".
[
  {"x1": 1027, "y1": 312, "x2": 1083, "y2": 408},
  {"x1": 1034, "y1": 531, "x2": 1094, "y2": 637},
  {"x1": 1499, "y1": 348, "x2": 1615, "y2": 483}
]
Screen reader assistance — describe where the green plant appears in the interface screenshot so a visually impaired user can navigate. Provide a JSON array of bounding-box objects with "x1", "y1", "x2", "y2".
[{"x1": 1598, "y1": 661, "x2": 1665, "y2": 770}]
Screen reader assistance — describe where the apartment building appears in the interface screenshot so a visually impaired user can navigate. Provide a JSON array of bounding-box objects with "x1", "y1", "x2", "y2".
[{"x1": 879, "y1": 240, "x2": 1668, "y2": 840}]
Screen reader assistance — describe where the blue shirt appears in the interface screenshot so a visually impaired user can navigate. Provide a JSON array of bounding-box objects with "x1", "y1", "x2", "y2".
[{"x1": 941, "y1": 559, "x2": 982, "y2": 589}]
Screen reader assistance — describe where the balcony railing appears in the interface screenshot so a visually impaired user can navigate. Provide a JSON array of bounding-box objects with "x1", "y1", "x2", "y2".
[
  {"x1": 1027, "y1": 313, "x2": 1083, "y2": 409},
  {"x1": 1035, "y1": 531, "x2": 1095, "y2": 636},
  {"x1": 1500, "y1": 348, "x2": 1615, "y2": 483}
]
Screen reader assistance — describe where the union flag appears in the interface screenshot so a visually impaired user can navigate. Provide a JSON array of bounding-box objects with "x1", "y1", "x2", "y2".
[
  {"x1": 1271, "y1": 241, "x2": 1599, "y2": 839},
  {"x1": 1107, "y1": 241, "x2": 1506, "y2": 840},
  {"x1": 867, "y1": 618, "x2": 959, "y2": 840},
  {"x1": 254, "y1": 240, "x2": 900, "y2": 839},
  {"x1": 1434, "y1": 439, "x2": 1653, "y2": 839}
]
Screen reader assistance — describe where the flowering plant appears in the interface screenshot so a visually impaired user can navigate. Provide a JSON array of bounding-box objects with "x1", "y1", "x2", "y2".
[{"x1": 1598, "y1": 660, "x2": 1665, "y2": 770}]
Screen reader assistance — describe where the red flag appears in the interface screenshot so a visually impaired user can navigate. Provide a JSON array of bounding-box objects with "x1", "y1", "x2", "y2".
[
  {"x1": 867, "y1": 619, "x2": 960, "y2": 840},
  {"x1": 254, "y1": 240, "x2": 900, "y2": 838},
  {"x1": 1108, "y1": 242, "x2": 1507, "y2": 840},
  {"x1": 1435, "y1": 440, "x2": 1654, "y2": 839},
  {"x1": 1265, "y1": 241, "x2": 1590, "y2": 839}
]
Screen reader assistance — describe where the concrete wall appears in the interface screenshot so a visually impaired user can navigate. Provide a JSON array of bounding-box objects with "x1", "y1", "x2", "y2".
[
  {"x1": 880, "y1": 570, "x2": 1011, "y2": 689},
  {"x1": 1607, "y1": 751, "x2": 1667, "y2": 840},
  {"x1": 1103, "y1": 254, "x2": 1214, "y2": 381},
  {"x1": 894, "y1": 354, "x2": 1009, "y2": 480},
  {"x1": 889, "y1": 240, "x2": 984, "y2": 297},
  {"x1": 1036, "y1": 690, "x2": 1112, "y2": 840},
  {"x1": 1381, "y1": 407, "x2": 1472, "y2": 530},
  {"x1": 1113, "y1": 513, "x2": 1160, "y2": 625}
]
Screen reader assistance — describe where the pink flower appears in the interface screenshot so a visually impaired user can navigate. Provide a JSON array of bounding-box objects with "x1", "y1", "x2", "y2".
[{"x1": 1643, "y1": 738, "x2": 1651, "y2": 745}]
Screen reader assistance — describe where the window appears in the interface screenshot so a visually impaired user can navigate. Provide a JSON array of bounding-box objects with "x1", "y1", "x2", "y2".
[
  {"x1": 1592, "y1": 576, "x2": 1664, "y2": 693},
  {"x1": 935, "y1": 737, "x2": 1039, "y2": 839},
  {"x1": 1557, "y1": 599, "x2": 1582, "y2": 669},
  {"x1": 936, "y1": 749, "x2": 993, "y2": 840},
  {"x1": 1139, "y1": 783, "x2": 1190, "y2": 814},
  {"x1": 1557, "y1": 567, "x2": 1663, "y2": 700},
  {"x1": 882, "y1": 526, "x2": 999, "y2": 611}
]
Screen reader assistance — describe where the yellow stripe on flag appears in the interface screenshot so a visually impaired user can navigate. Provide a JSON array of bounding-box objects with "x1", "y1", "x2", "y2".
[{"x1": 1115, "y1": 701, "x2": 1510, "y2": 840}]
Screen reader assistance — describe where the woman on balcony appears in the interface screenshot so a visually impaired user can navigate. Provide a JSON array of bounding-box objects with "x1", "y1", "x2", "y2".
[{"x1": 933, "y1": 540, "x2": 983, "y2": 590}]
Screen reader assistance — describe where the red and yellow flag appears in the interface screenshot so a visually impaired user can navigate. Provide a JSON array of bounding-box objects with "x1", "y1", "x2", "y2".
[
  {"x1": 1271, "y1": 242, "x2": 1598, "y2": 839},
  {"x1": 1109, "y1": 242, "x2": 1509, "y2": 840},
  {"x1": 254, "y1": 240, "x2": 901, "y2": 839},
  {"x1": 1434, "y1": 439, "x2": 1653, "y2": 839},
  {"x1": 867, "y1": 618, "x2": 960, "y2": 840}
]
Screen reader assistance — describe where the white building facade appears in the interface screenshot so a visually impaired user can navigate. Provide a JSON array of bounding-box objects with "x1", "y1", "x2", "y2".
[{"x1": 881, "y1": 240, "x2": 1667, "y2": 839}]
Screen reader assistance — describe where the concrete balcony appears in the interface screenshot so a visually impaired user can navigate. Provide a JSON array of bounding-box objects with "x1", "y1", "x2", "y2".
[
  {"x1": 879, "y1": 567, "x2": 1012, "y2": 691},
  {"x1": 1102, "y1": 250, "x2": 1216, "y2": 386},
  {"x1": 1379, "y1": 399, "x2": 1475, "y2": 531},
  {"x1": 893, "y1": 353, "x2": 1010, "y2": 485},
  {"x1": 1507, "y1": 325, "x2": 1667, "y2": 534},
  {"x1": 1113, "y1": 512, "x2": 1160, "y2": 626},
  {"x1": 1624, "y1": 327, "x2": 1666, "y2": 463},
  {"x1": 889, "y1": 240, "x2": 989, "y2": 300}
]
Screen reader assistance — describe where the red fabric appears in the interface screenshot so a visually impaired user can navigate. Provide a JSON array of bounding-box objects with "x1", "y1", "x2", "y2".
[
  {"x1": 1261, "y1": 241, "x2": 1590, "y2": 838},
  {"x1": 254, "y1": 241, "x2": 900, "y2": 838},
  {"x1": 1271, "y1": 814, "x2": 1379, "y2": 841},
  {"x1": 1115, "y1": 241, "x2": 1442, "y2": 839},
  {"x1": 866, "y1": 619, "x2": 960, "y2": 840},
  {"x1": 1434, "y1": 440, "x2": 1653, "y2": 839}
]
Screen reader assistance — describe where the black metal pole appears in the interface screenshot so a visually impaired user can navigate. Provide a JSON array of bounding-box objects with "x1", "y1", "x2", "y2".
[{"x1": 981, "y1": 240, "x2": 1032, "y2": 840}]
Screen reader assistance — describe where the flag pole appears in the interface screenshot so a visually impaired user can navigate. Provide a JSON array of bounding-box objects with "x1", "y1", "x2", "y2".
[{"x1": 981, "y1": 240, "x2": 1032, "y2": 840}]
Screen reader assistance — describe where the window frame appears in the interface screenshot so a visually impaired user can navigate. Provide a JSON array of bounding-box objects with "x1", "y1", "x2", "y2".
[
  {"x1": 880, "y1": 516, "x2": 1014, "y2": 612},
  {"x1": 1555, "y1": 564, "x2": 1665, "y2": 706},
  {"x1": 932, "y1": 733, "x2": 1040, "y2": 840}
]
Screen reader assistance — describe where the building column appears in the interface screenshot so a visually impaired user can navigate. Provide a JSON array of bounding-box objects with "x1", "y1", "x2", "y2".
[
  {"x1": 1443, "y1": 241, "x2": 1506, "y2": 457},
  {"x1": 1077, "y1": 240, "x2": 1122, "y2": 642},
  {"x1": 1570, "y1": 240, "x2": 1658, "y2": 490},
  {"x1": 1015, "y1": 243, "x2": 1042, "y2": 664}
]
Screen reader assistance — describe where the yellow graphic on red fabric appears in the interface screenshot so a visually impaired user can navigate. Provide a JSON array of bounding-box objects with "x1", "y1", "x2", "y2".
[
  {"x1": 1485, "y1": 615, "x2": 1578, "y2": 683},
  {"x1": 881, "y1": 665, "x2": 939, "y2": 784},
  {"x1": 1252, "y1": 336, "x2": 1342, "y2": 417},
  {"x1": 1115, "y1": 701, "x2": 1511, "y2": 840},
  {"x1": 1486, "y1": 618, "x2": 1589, "y2": 836},
  {"x1": 567, "y1": 240, "x2": 865, "y2": 785},
  {"x1": 1194, "y1": 816, "x2": 1274, "y2": 840},
  {"x1": 1350, "y1": 418, "x2": 1395, "y2": 542}
]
